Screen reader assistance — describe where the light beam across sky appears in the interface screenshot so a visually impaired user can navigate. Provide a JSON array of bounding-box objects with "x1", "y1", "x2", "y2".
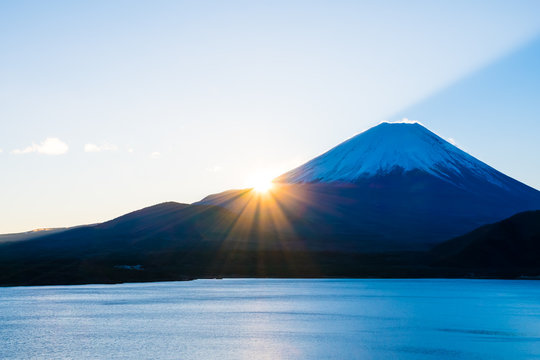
[{"x1": 1, "y1": 0, "x2": 540, "y2": 233}]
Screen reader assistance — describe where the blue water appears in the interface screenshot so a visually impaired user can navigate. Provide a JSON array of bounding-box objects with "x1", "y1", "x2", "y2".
[{"x1": 1, "y1": 279, "x2": 539, "y2": 359}]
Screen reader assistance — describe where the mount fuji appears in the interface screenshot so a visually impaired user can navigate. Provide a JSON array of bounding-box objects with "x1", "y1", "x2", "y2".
[{"x1": 200, "y1": 121, "x2": 540, "y2": 250}]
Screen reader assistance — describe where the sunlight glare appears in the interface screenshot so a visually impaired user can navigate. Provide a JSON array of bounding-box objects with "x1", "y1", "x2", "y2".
[
  {"x1": 249, "y1": 173, "x2": 275, "y2": 193},
  {"x1": 254, "y1": 180, "x2": 273, "y2": 193}
]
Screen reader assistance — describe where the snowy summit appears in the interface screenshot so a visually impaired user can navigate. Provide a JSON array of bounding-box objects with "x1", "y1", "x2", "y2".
[{"x1": 275, "y1": 121, "x2": 507, "y2": 187}]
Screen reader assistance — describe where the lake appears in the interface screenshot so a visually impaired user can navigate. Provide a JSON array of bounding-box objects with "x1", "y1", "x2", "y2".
[{"x1": 1, "y1": 279, "x2": 539, "y2": 359}]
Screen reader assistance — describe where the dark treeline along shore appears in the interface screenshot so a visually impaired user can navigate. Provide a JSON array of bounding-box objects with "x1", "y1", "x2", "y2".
[{"x1": 1, "y1": 123, "x2": 540, "y2": 286}]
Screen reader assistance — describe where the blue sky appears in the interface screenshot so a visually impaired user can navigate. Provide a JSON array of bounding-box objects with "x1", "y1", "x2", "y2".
[{"x1": 2, "y1": 0, "x2": 540, "y2": 233}]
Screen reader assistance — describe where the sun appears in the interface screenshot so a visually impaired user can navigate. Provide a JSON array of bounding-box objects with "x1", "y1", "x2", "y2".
[
  {"x1": 254, "y1": 180, "x2": 274, "y2": 193},
  {"x1": 248, "y1": 172, "x2": 275, "y2": 193}
]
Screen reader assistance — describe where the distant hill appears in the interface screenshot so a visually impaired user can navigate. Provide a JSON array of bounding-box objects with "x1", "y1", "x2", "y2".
[
  {"x1": 0, "y1": 228, "x2": 68, "y2": 244},
  {"x1": 0, "y1": 202, "x2": 238, "y2": 259},
  {"x1": 0, "y1": 202, "x2": 240, "y2": 285},
  {"x1": 431, "y1": 210, "x2": 540, "y2": 270}
]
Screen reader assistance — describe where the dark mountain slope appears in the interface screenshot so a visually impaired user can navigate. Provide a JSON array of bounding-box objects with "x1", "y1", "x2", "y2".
[
  {"x1": 0, "y1": 202, "x2": 245, "y2": 258},
  {"x1": 0, "y1": 202, "x2": 243, "y2": 285},
  {"x1": 0, "y1": 228, "x2": 69, "y2": 244},
  {"x1": 1, "y1": 207, "x2": 539, "y2": 286},
  {"x1": 198, "y1": 179, "x2": 510, "y2": 251},
  {"x1": 431, "y1": 210, "x2": 540, "y2": 269}
]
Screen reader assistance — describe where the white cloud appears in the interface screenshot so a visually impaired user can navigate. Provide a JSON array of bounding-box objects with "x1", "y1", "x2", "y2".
[
  {"x1": 127, "y1": 148, "x2": 134, "y2": 153},
  {"x1": 385, "y1": 118, "x2": 423, "y2": 125},
  {"x1": 84, "y1": 143, "x2": 118, "y2": 152},
  {"x1": 150, "y1": 151, "x2": 161, "y2": 158},
  {"x1": 12, "y1": 138, "x2": 69, "y2": 155},
  {"x1": 12, "y1": 146, "x2": 34, "y2": 155},
  {"x1": 84, "y1": 144, "x2": 100, "y2": 153},
  {"x1": 447, "y1": 137, "x2": 457, "y2": 145}
]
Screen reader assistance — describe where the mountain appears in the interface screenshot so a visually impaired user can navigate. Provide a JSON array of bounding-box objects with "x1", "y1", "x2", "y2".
[
  {"x1": 431, "y1": 210, "x2": 540, "y2": 271},
  {"x1": 200, "y1": 122, "x2": 540, "y2": 249},
  {"x1": 1, "y1": 121, "x2": 539, "y2": 285}
]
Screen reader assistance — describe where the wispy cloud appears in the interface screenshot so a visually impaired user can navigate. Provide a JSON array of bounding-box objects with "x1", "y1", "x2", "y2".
[
  {"x1": 84, "y1": 143, "x2": 118, "y2": 153},
  {"x1": 150, "y1": 151, "x2": 161, "y2": 159},
  {"x1": 12, "y1": 138, "x2": 69, "y2": 155}
]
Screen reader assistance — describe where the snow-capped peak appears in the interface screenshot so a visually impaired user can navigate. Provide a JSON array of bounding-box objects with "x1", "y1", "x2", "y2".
[{"x1": 275, "y1": 122, "x2": 506, "y2": 187}]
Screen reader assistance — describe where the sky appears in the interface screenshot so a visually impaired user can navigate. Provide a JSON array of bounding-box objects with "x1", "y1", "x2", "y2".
[{"x1": 2, "y1": 0, "x2": 540, "y2": 233}]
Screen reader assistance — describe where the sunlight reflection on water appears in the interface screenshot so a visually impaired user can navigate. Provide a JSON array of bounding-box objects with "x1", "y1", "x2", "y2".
[{"x1": 1, "y1": 279, "x2": 540, "y2": 359}]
